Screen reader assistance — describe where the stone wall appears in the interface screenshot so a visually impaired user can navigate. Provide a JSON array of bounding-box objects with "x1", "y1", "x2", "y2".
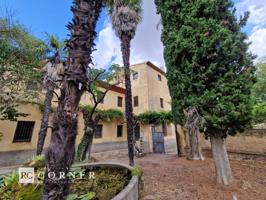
[{"x1": 200, "y1": 130, "x2": 266, "y2": 155}]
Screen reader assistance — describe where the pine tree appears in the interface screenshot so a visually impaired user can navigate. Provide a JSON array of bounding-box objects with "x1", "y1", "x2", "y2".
[{"x1": 155, "y1": 0, "x2": 255, "y2": 185}]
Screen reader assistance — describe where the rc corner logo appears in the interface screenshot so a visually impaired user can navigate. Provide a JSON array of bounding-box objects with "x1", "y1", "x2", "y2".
[{"x1": 19, "y1": 167, "x2": 34, "y2": 184}]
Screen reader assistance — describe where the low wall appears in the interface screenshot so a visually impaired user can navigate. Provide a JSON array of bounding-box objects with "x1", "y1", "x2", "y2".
[
  {"x1": 0, "y1": 141, "x2": 128, "y2": 167},
  {"x1": 200, "y1": 131, "x2": 266, "y2": 155}
]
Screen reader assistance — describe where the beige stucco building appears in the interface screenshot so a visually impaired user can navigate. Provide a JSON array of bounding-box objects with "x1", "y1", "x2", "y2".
[{"x1": 0, "y1": 62, "x2": 176, "y2": 165}]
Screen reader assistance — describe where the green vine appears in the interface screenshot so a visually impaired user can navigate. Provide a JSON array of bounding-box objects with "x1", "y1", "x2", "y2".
[{"x1": 135, "y1": 111, "x2": 172, "y2": 125}]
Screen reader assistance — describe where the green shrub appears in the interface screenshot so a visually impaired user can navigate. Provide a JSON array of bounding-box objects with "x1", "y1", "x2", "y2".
[
  {"x1": 16, "y1": 184, "x2": 42, "y2": 200},
  {"x1": 25, "y1": 155, "x2": 45, "y2": 169},
  {"x1": 131, "y1": 167, "x2": 142, "y2": 177},
  {"x1": 252, "y1": 101, "x2": 266, "y2": 124}
]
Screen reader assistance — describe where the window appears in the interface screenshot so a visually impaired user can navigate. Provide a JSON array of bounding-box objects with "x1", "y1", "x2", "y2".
[
  {"x1": 134, "y1": 96, "x2": 139, "y2": 107},
  {"x1": 117, "y1": 96, "x2": 123, "y2": 107},
  {"x1": 160, "y1": 98, "x2": 164, "y2": 108},
  {"x1": 117, "y1": 125, "x2": 123, "y2": 137},
  {"x1": 133, "y1": 72, "x2": 138, "y2": 80},
  {"x1": 134, "y1": 124, "x2": 140, "y2": 141},
  {"x1": 95, "y1": 125, "x2": 103, "y2": 139},
  {"x1": 13, "y1": 121, "x2": 35, "y2": 143},
  {"x1": 158, "y1": 74, "x2": 162, "y2": 81}
]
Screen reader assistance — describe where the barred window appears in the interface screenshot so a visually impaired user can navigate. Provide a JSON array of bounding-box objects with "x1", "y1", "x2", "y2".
[
  {"x1": 95, "y1": 125, "x2": 103, "y2": 139},
  {"x1": 13, "y1": 121, "x2": 35, "y2": 143}
]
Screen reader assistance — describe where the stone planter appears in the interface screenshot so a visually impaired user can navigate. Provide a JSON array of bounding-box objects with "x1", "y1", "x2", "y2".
[{"x1": 73, "y1": 162, "x2": 139, "y2": 200}]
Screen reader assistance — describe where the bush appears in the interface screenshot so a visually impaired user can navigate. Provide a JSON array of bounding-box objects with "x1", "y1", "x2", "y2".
[{"x1": 252, "y1": 101, "x2": 266, "y2": 124}]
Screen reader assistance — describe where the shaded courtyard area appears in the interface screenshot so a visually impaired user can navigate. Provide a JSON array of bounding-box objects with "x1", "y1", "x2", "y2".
[{"x1": 93, "y1": 149, "x2": 266, "y2": 200}]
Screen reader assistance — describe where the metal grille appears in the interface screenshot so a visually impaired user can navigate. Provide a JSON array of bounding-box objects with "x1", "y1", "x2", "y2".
[{"x1": 13, "y1": 121, "x2": 35, "y2": 143}]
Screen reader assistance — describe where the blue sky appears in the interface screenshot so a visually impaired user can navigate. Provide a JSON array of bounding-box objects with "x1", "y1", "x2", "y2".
[
  {"x1": 1, "y1": 0, "x2": 266, "y2": 67},
  {"x1": 0, "y1": 0, "x2": 107, "y2": 40}
]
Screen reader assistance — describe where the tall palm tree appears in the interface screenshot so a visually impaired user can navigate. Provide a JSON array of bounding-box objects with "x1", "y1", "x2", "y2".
[
  {"x1": 106, "y1": 0, "x2": 142, "y2": 166},
  {"x1": 36, "y1": 35, "x2": 65, "y2": 156},
  {"x1": 42, "y1": 0, "x2": 103, "y2": 199}
]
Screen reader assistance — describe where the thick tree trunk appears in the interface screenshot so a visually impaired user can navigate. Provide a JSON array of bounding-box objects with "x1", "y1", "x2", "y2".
[
  {"x1": 76, "y1": 120, "x2": 94, "y2": 161},
  {"x1": 174, "y1": 124, "x2": 185, "y2": 157},
  {"x1": 210, "y1": 135, "x2": 233, "y2": 185},
  {"x1": 42, "y1": 1, "x2": 102, "y2": 199},
  {"x1": 36, "y1": 85, "x2": 54, "y2": 155},
  {"x1": 121, "y1": 34, "x2": 134, "y2": 166},
  {"x1": 184, "y1": 107, "x2": 204, "y2": 160}
]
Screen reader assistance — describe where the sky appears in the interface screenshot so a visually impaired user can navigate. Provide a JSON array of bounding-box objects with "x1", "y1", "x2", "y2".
[{"x1": 1, "y1": 0, "x2": 266, "y2": 68}]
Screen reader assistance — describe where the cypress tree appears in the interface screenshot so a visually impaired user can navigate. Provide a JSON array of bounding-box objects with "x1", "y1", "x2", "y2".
[{"x1": 155, "y1": 0, "x2": 255, "y2": 185}]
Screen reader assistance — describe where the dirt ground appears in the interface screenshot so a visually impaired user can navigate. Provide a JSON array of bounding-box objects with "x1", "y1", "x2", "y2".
[{"x1": 93, "y1": 150, "x2": 266, "y2": 200}]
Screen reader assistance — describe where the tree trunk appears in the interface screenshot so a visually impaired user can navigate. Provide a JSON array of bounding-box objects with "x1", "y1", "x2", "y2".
[
  {"x1": 36, "y1": 84, "x2": 54, "y2": 155},
  {"x1": 184, "y1": 107, "x2": 204, "y2": 160},
  {"x1": 42, "y1": 1, "x2": 102, "y2": 199},
  {"x1": 210, "y1": 135, "x2": 233, "y2": 185},
  {"x1": 174, "y1": 124, "x2": 185, "y2": 157},
  {"x1": 121, "y1": 34, "x2": 134, "y2": 166},
  {"x1": 76, "y1": 120, "x2": 94, "y2": 161},
  {"x1": 188, "y1": 128, "x2": 204, "y2": 160}
]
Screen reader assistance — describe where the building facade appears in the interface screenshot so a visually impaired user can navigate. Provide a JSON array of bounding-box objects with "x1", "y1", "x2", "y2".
[{"x1": 0, "y1": 62, "x2": 176, "y2": 166}]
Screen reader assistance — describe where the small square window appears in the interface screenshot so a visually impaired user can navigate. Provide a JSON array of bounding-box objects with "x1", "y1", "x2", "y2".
[
  {"x1": 158, "y1": 74, "x2": 162, "y2": 81},
  {"x1": 13, "y1": 121, "x2": 35, "y2": 143},
  {"x1": 134, "y1": 96, "x2": 139, "y2": 107},
  {"x1": 117, "y1": 125, "x2": 123, "y2": 137},
  {"x1": 160, "y1": 98, "x2": 164, "y2": 108},
  {"x1": 133, "y1": 72, "x2": 138, "y2": 80},
  {"x1": 95, "y1": 125, "x2": 103, "y2": 139},
  {"x1": 118, "y1": 96, "x2": 123, "y2": 107}
]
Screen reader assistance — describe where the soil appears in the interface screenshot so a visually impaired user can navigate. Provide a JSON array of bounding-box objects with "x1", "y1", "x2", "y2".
[
  {"x1": 93, "y1": 149, "x2": 266, "y2": 200},
  {"x1": 70, "y1": 167, "x2": 130, "y2": 200}
]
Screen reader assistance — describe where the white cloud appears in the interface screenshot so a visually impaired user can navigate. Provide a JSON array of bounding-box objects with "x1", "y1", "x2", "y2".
[
  {"x1": 93, "y1": 0, "x2": 165, "y2": 69},
  {"x1": 236, "y1": 0, "x2": 266, "y2": 31},
  {"x1": 236, "y1": 0, "x2": 266, "y2": 59},
  {"x1": 92, "y1": 23, "x2": 121, "y2": 68},
  {"x1": 248, "y1": 28, "x2": 266, "y2": 59}
]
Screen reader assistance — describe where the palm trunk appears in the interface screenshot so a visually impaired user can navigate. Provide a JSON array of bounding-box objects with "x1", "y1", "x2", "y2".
[
  {"x1": 210, "y1": 135, "x2": 233, "y2": 185},
  {"x1": 121, "y1": 34, "x2": 134, "y2": 166},
  {"x1": 36, "y1": 84, "x2": 54, "y2": 155},
  {"x1": 42, "y1": 1, "x2": 102, "y2": 199}
]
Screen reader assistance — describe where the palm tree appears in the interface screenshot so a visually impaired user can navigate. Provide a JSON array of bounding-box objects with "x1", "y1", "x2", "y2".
[
  {"x1": 36, "y1": 35, "x2": 65, "y2": 156},
  {"x1": 42, "y1": 0, "x2": 103, "y2": 199},
  {"x1": 106, "y1": 0, "x2": 142, "y2": 166}
]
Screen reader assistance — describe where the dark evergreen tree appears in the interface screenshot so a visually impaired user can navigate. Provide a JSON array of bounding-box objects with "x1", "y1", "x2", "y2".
[{"x1": 155, "y1": 0, "x2": 255, "y2": 185}]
